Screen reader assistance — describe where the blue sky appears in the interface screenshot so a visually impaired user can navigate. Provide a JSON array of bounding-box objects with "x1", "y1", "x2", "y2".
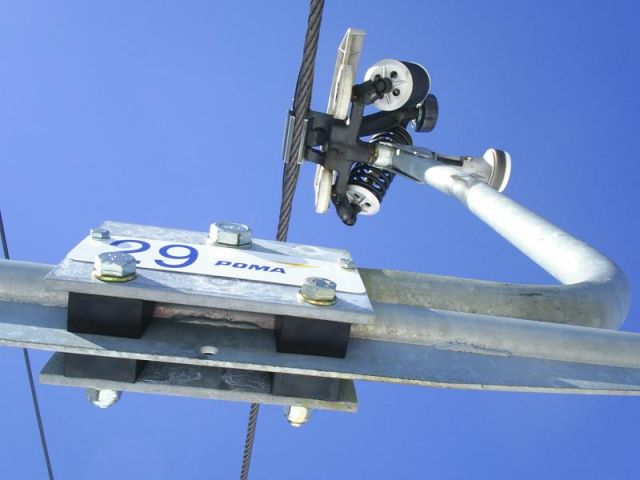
[{"x1": 1, "y1": 1, "x2": 639, "y2": 478}]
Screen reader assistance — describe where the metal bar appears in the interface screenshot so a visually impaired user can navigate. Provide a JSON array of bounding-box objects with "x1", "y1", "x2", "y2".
[
  {"x1": 0, "y1": 256, "x2": 629, "y2": 331},
  {"x1": 2, "y1": 301, "x2": 640, "y2": 395},
  {"x1": 354, "y1": 303, "x2": 640, "y2": 369},
  {"x1": 0, "y1": 260, "x2": 637, "y2": 365},
  {"x1": 374, "y1": 145, "x2": 631, "y2": 329},
  {"x1": 0, "y1": 260, "x2": 67, "y2": 307},
  {"x1": 3, "y1": 296, "x2": 640, "y2": 372},
  {"x1": 1, "y1": 254, "x2": 638, "y2": 397},
  {"x1": 2, "y1": 292, "x2": 640, "y2": 395}
]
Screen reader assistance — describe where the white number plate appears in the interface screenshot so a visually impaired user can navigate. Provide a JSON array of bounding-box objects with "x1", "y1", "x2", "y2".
[{"x1": 68, "y1": 235, "x2": 366, "y2": 294}]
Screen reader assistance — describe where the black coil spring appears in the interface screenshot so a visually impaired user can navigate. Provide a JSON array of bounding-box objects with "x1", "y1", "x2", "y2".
[{"x1": 347, "y1": 126, "x2": 413, "y2": 203}]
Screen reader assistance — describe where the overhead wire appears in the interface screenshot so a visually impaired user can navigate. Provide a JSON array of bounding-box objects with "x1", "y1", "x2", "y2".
[
  {"x1": 0, "y1": 209, "x2": 55, "y2": 480},
  {"x1": 239, "y1": 1, "x2": 325, "y2": 479}
]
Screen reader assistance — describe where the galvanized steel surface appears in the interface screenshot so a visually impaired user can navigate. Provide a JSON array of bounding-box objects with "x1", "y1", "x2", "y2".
[
  {"x1": 0, "y1": 259, "x2": 637, "y2": 368},
  {"x1": 374, "y1": 144, "x2": 630, "y2": 329},
  {"x1": 1, "y1": 298, "x2": 640, "y2": 395},
  {"x1": 0, "y1": 214, "x2": 636, "y2": 396},
  {"x1": 41, "y1": 354, "x2": 357, "y2": 412},
  {"x1": 43, "y1": 221, "x2": 375, "y2": 325}
]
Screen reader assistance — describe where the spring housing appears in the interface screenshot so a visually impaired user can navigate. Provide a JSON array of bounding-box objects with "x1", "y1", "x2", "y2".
[{"x1": 347, "y1": 126, "x2": 413, "y2": 203}]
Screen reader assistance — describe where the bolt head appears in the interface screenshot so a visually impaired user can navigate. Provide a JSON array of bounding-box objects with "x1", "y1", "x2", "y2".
[
  {"x1": 94, "y1": 252, "x2": 137, "y2": 278},
  {"x1": 208, "y1": 222, "x2": 252, "y2": 247},
  {"x1": 90, "y1": 227, "x2": 110, "y2": 240},
  {"x1": 284, "y1": 405, "x2": 311, "y2": 427},
  {"x1": 299, "y1": 277, "x2": 337, "y2": 305},
  {"x1": 339, "y1": 257, "x2": 356, "y2": 270},
  {"x1": 86, "y1": 388, "x2": 120, "y2": 409}
]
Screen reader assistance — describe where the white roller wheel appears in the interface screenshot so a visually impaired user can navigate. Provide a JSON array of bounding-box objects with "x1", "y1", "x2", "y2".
[
  {"x1": 344, "y1": 185, "x2": 380, "y2": 215},
  {"x1": 482, "y1": 148, "x2": 512, "y2": 192},
  {"x1": 330, "y1": 65, "x2": 353, "y2": 120},
  {"x1": 364, "y1": 59, "x2": 430, "y2": 111},
  {"x1": 314, "y1": 165, "x2": 333, "y2": 213}
]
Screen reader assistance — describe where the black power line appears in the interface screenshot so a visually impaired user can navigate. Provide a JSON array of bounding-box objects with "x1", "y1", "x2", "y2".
[
  {"x1": 239, "y1": 1, "x2": 325, "y2": 479},
  {"x1": 0, "y1": 210, "x2": 8, "y2": 260},
  {"x1": 0, "y1": 209, "x2": 55, "y2": 480}
]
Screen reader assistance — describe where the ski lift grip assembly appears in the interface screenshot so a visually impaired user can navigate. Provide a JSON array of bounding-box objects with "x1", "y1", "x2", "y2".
[
  {"x1": 283, "y1": 28, "x2": 510, "y2": 226},
  {"x1": 0, "y1": 28, "x2": 637, "y2": 425}
]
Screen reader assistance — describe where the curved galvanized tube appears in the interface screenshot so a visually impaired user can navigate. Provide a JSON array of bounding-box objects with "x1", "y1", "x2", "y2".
[
  {"x1": 359, "y1": 269, "x2": 628, "y2": 330},
  {"x1": 373, "y1": 144, "x2": 630, "y2": 329}
]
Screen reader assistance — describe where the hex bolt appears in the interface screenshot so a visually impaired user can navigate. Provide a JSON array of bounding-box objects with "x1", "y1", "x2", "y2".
[
  {"x1": 299, "y1": 277, "x2": 337, "y2": 306},
  {"x1": 284, "y1": 405, "x2": 312, "y2": 427},
  {"x1": 93, "y1": 251, "x2": 137, "y2": 282},
  {"x1": 86, "y1": 388, "x2": 121, "y2": 409},
  {"x1": 207, "y1": 222, "x2": 252, "y2": 247},
  {"x1": 90, "y1": 227, "x2": 111, "y2": 240},
  {"x1": 339, "y1": 257, "x2": 356, "y2": 270}
]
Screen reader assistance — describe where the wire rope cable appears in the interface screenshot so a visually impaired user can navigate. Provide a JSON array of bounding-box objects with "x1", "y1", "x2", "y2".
[
  {"x1": 240, "y1": 2, "x2": 324, "y2": 479},
  {"x1": 239, "y1": 402, "x2": 260, "y2": 480},
  {"x1": 276, "y1": 0, "x2": 324, "y2": 243},
  {"x1": 0, "y1": 209, "x2": 55, "y2": 480}
]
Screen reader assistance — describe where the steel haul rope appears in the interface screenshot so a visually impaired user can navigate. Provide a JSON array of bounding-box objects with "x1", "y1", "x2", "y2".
[
  {"x1": 276, "y1": 0, "x2": 324, "y2": 243},
  {"x1": 239, "y1": 1, "x2": 324, "y2": 479}
]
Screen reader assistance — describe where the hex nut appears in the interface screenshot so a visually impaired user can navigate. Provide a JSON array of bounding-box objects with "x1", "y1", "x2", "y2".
[
  {"x1": 208, "y1": 222, "x2": 252, "y2": 247},
  {"x1": 339, "y1": 257, "x2": 356, "y2": 270},
  {"x1": 86, "y1": 388, "x2": 121, "y2": 409},
  {"x1": 299, "y1": 277, "x2": 337, "y2": 305},
  {"x1": 93, "y1": 252, "x2": 137, "y2": 280},
  {"x1": 284, "y1": 405, "x2": 312, "y2": 427},
  {"x1": 90, "y1": 227, "x2": 111, "y2": 240}
]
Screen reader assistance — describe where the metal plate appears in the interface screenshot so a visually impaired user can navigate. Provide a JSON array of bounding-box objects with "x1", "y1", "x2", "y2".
[
  {"x1": 45, "y1": 221, "x2": 375, "y2": 325},
  {"x1": 40, "y1": 353, "x2": 357, "y2": 412},
  {"x1": 68, "y1": 235, "x2": 365, "y2": 294}
]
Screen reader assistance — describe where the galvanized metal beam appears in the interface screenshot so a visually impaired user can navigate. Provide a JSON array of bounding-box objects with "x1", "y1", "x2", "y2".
[
  {"x1": 2, "y1": 268, "x2": 640, "y2": 396},
  {"x1": 1, "y1": 306, "x2": 637, "y2": 395}
]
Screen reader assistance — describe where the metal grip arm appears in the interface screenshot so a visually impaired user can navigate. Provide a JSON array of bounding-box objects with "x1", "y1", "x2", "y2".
[{"x1": 372, "y1": 144, "x2": 630, "y2": 329}]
